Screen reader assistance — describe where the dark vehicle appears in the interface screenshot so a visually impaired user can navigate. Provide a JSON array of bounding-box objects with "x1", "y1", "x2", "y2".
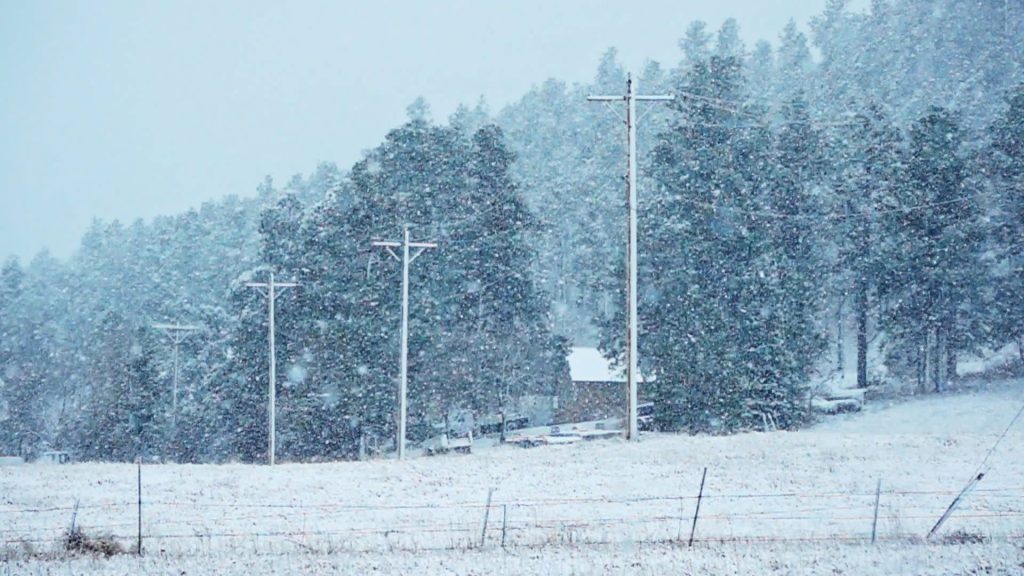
[{"x1": 637, "y1": 402, "x2": 655, "y2": 431}]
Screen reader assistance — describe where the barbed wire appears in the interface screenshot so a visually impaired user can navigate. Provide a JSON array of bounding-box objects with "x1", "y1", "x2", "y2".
[
  {"x1": 4, "y1": 485, "x2": 1022, "y2": 516},
  {"x1": 4, "y1": 483, "x2": 1021, "y2": 553},
  {"x1": 5, "y1": 521, "x2": 1022, "y2": 550}
]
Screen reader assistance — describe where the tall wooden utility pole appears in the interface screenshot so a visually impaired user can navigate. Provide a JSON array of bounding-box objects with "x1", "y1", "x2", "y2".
[
  {"x1": 152, "y1": 322, "x2": 199, "y2": 449},
  {"x1": 372, "y1": 225, "x2": 437, "y2": 459},
  {"x1": 246, "y1": 272, "x2": 298, "y2": 466},
  {"x1": 588, "y1": 75, "x2": 673, "y2": 440}
]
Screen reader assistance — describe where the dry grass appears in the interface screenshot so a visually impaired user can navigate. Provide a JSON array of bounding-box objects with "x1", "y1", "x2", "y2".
[
  {"x1": 62, "y1": 527, "x2": 126, "y2": 557},
  {"x1": 940, "y1": 529, "x2": 986, "y2": 545}
]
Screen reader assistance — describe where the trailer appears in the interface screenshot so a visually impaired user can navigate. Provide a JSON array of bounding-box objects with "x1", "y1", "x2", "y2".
[{"x1": 422, "y1": 431, "x2": 473, "y2": 456}]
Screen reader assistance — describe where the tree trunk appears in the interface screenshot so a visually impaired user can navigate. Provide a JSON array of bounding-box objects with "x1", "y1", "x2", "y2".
[
  {"x1": 931, "y1": 329, "x2": 942, "y2": 393},
  {"x1": 917, "y1": 334, "x2": 927, "y2": 393},
  {"x1": 856, "y1": 280, "x2": 868, "y2": 389},
  {"x1": 942, "y1": 315, "x2": 956, "y2": 386},
  {"x1": 837, "y1": 293, "x2": 845, "y2": 372}
]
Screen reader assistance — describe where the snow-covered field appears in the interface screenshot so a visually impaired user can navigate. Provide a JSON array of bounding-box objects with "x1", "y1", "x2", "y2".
[
  {"x1": 3, "y1": 381, "x2": 1023, "y2": 575},
  {"x1": 8, "y1": 541, "x2": 1024, "y2": 576}
]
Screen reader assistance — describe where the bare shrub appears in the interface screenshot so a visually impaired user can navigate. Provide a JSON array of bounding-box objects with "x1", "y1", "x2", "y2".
[
  {"x1": 0, "y1": 539, "x2": 36, "y2": 561},
  {"x1": 940, "y1": 529, "x2": 986, "y2": 545},
  {"x1": 63, "y1": 526, "x2": 125, "y2": 557}
]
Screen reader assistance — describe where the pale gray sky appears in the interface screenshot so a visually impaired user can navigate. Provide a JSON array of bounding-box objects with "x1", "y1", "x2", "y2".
[{"x1": 0, "y1": 0, "x2": 867, "y2": 262}]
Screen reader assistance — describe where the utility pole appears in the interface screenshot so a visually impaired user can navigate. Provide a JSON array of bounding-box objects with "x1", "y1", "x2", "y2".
[
  {"x1": 152, "y1": 323, "x2": 199, "y2": 434},
  {"x1": 246, "y1": 272, "x2": 298, "y2": 466},
  {"x1": 588, "y1": 75, "x2": 673, "y2": 441},
  {"x1": 1006, "y1": 0, "x2": 1012, "y2": 42},
  {"x1": 372, "y1": 225, "x2": 437, "y2": 460}
]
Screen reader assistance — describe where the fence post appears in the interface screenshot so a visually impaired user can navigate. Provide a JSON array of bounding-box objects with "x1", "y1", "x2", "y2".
[
  {"x1": 501, "y1": 504, "x2": 508, "y2": 549},
  {"x1": 68, "y1": 499, "x2": 80, "y2": 535},
  {"x1": 688, "y1": 467, "x2": 707, "y2": 547},
  {"x1": 871, "y1": 478, "x2": 882, "y2": 544},
  {"x1": 676, "y1": 495, "x2": 686, "y2": 541},
  {"x1": 136, "y1": 457, "x2": 143, "y2": 555},
  {"x1": 480, "y1": 487, "x2": 495, "y2": 548}
]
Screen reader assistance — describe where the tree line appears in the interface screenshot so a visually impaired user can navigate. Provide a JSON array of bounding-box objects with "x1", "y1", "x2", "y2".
[{"x1": 1, "y1": 0, "x2": 1021, "y2": 460}]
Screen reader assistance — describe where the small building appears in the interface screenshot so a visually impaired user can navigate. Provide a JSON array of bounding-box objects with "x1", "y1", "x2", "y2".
[{"x1": 557, "y1": 347, "x2": 647, "y2": 423}]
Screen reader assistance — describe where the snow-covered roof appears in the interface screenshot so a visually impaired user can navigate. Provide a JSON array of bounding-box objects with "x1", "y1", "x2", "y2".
[{"x1": 567, "y1": 347, "x2": 645, "y2": 383}]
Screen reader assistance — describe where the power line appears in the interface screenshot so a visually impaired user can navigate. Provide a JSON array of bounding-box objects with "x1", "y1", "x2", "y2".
[
  {"x1": 675, "y1": 90, "x2": 765, "y2": 122},
  {"x1": 674, "y1": 89, "x2": 864, "y2": 129},
  {"x1": 668, "y1": 195, "x2": 977, "y2": 224},
  {"x1": 974, "y1": 401, "x2": 1024, "y2": 478}
]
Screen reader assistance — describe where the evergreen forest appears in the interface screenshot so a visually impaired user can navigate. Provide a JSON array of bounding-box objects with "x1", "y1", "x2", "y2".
[{"x1": 2, "y1": 0, "x2": 1023, "y2": 462}]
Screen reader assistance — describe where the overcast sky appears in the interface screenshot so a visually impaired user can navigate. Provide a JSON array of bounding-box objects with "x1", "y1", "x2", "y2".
[{"x1": 0, "y1": 0, "x2": 869, "y2": 262}]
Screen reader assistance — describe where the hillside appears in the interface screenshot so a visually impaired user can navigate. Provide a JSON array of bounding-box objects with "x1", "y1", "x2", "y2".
[{"x1": 3, "y1": 380, "x2": 1022, "y2": 574}]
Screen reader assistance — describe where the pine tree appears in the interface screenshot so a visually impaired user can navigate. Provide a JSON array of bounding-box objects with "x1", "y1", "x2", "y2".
[
  {"x1": 884, "y1": 107, "x2": 984, "y2": 391},
  {"x1": 776, "y1": 20, "x2": 813, "y2": 102},
  {"x1": 809, "y1": 0, "x2": 864, "y2": 108},
  {"x1": 211, "y1": 116, "x2": 569, "y2": 460},
  {"x1": 0, "y1": 257, "x2": 23, "y2": 381},
  {"x1": 677, "y1": 21, "x2": 712, "y2": 72},
  {"x1": 746, "y1": 41, "x2": 775, "y2": 104},
  {"x1": 833, "y1": 104, "x2": 905, "y2": 388},
  {"x1": 71, "y1": 315, "x2": 164, "y2": 461},
  {"x1": 714, "y1": 18, "x2": 744, "y2": 60},
  {"x1": 0, "y1": 253, "x2": 69, "y2": 459},
  {"x1": 635, "y1": 55, "x2": 820, "y2": 432},
  {"x1": 444, "y1": 125, "x2": 567, "y2": 410},
  {"x1": 449, "y1": 97, "x2": 491, "y2": 136},
  {"x1": 758, "y1": 94, "x2": 830, "y2": 411},
  {"x1": 124, "y1": 330, "x2": 165, "y2": 460},
  {"x1": 497, "y1": 52, "x2": 630, "y2": 343},
  {"x1": 987, "y1": 85, "x2": 1024, "y2": 361},
  {"x1": 260, "y1": 194, "x2": 305, "y2": 270}
]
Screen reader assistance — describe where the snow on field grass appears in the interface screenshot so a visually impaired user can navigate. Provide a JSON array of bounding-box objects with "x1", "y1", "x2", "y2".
[
  {"x1": 815, "y1": 380, "x2": 1024, "y2": 436},
  {"x1": 6, "y1": 541, "x2": 1024, "y2": 576},
  {"x1": 3, "y1": 381, "x2": 1023, "y2": 575}
]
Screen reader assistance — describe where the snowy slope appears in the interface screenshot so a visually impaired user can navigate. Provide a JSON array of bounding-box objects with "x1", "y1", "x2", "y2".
[{"x1": 3, "y1": 382, "x2": 1023, "y2": 575}]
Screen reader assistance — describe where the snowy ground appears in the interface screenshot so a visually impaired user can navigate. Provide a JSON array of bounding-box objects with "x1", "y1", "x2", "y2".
[
  {"x1": 7, "y1": 541, "x2": 1024, "y2": 576},
  {"x1": 3, "y1": 381, "x2": 1023, "y2": 575}
]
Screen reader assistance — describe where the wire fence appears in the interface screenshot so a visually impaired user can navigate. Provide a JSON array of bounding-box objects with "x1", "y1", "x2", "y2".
[{"x1": 3, "y1": 481, "x2": 1023, "y2": 555}]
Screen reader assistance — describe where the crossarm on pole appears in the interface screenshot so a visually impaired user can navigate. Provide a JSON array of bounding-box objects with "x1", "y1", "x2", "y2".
[{"x1": 245, "y1": 283, "x2": 268, "y2": 298}]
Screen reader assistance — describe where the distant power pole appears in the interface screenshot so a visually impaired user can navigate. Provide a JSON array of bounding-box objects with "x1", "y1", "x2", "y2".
[
  {"x1": 588, "y1": 75, "x2": 673, "y2": 441},
  {"x1": 1006, "y1": 0, "x2": 1012, "y2": 41},
  {"x1": 246, "y1": 272, "x2": 298, "y2": 466},
  {"x1": 152, "y1": 323, "x2": 200, "y2": 432},
  {"x1": 372, "y1": 225, "x2": 437, "y2": 460}
]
